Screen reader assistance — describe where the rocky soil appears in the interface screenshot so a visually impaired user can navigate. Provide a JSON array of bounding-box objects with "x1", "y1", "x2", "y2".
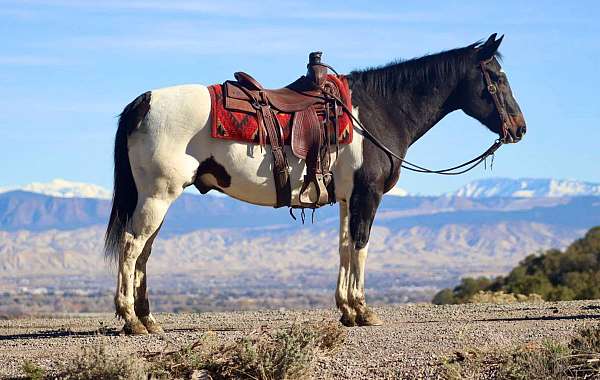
[{"x1": 2, "y1": 301, "x2": 600, "y2": 379}]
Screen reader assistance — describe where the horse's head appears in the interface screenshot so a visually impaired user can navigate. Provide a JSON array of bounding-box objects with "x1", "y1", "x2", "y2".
[{"x1": 460, "y1": 34, "x2": 526, "y2": 143}]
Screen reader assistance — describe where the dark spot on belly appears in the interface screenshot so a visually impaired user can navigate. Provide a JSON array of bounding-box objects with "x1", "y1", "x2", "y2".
[{"x1": 193, "y1": 156, "x2": 231, "y2": 194}]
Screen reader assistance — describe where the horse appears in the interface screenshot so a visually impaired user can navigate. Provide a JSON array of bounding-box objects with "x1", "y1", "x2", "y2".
[{"x1": 105, "y1": 34, "x2": 526, "y2": 334}]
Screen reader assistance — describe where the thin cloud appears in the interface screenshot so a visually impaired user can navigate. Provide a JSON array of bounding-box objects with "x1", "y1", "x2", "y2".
[
  {"x1": 0, "y1": 55, "x2": 67, "y2": 66},
  {"x1": 10, "y1": 0, "x2": 445, "y2": 23},
  {"x1": 7, "y1": 0, "x2": 593, "y2": 25}
]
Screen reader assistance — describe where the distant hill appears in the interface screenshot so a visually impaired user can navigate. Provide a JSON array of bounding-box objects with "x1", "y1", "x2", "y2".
[{"x1": 0, "y1": 191, "x2": 109, "y2": 231}]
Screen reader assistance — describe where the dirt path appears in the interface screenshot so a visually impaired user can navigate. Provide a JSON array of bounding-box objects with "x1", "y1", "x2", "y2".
[{"x1": 2, "y1": 301, "x2": 600, "y2": 379}]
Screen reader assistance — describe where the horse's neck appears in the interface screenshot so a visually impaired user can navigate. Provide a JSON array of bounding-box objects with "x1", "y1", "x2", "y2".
[
  {"x1": 349, "y1": 75, "x2": 461, "y2": 154},
  {"x1": 394, "y1": 80, "x2": 460, "y2": 146}
]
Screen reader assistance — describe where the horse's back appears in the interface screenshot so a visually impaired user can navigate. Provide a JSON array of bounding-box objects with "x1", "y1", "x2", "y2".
[
  {"x1": 126, "y1": 84, "x2": 211, "y2": 195},
  {"x1": 145, "y1": 84, "x2": 211, "y2": 136}
]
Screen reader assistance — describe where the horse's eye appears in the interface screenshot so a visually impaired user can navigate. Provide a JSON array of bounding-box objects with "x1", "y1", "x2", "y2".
[{"x1": 492, "y1": 73, "x2": 504, "y2": 83}]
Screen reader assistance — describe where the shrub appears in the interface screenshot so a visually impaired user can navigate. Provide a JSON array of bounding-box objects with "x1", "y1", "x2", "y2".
[
  {"x1": 22, "y1": 360, "x2": 45, "y2": 380},
  {"x1": 443, "y1": 324, "x2": 600, "y2": 379},
  {"x1": 57, "y1": 346, "x2": 148, "y2": 380},
  {"x1": 432, "y1": 289, "x2": 456, "y2": 305},
  {"x1": 23, "y1": 322, "x2": 346, "y2": 380},
  {"x1": 433, "y1": 226, "x2": 600, "y2": 305},
  {"x1": 467, "y1": 291, "x2": 543, "y2": 304},
  {"x1": 148, "y1": 321, "x2": 346, "y2": 380}
]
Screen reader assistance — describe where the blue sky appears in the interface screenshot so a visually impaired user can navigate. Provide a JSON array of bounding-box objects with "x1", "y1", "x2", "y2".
[{"x1": 0, "y1": 1, "x2": 598, "y2": 195}]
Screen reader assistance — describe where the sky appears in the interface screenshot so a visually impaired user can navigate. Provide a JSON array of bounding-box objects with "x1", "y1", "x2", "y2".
[{"x1": 0, "y1": 0, "x2": 598, "y2": 195}]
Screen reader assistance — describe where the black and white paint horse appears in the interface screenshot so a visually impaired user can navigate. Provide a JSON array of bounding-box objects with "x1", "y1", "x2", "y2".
[{"x1": 106, "y1": 34, "x2": 525, "y2": 334}]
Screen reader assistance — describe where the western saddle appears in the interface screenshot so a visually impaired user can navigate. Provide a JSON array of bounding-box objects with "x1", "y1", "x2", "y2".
[{"x1": 223, "y1": 52, "x2": 347, "y2": 209}]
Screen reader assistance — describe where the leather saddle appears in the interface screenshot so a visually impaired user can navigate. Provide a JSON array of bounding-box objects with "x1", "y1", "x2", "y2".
[{"x1": 222, "y1": 52, "x2": 344, "y2": 209}]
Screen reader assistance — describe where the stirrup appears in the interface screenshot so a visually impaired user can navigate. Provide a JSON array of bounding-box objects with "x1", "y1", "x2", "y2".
[{"x1": 299, "y1": 173, "x2": 329, "y2": 208}]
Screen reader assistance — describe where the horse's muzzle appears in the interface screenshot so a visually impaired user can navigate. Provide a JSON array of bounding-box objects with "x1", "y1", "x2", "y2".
[{"x1": 507, "y1": 113, "x2": 526, "y2": 143}]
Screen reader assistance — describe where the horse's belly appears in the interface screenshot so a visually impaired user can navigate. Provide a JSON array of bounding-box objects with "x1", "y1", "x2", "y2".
[{"x1": 196, "y1": 141, "x2": 341, "y2": 207}]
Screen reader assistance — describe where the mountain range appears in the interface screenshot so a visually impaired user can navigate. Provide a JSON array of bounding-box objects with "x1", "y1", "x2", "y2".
[
  {"x1": 2, "y1": 177, "x2": 600, "y2": 200},
  {"x1": 0, "y1": 178, "x2": 599, "y2": 297},
  {"x1": 0, "y1": 179, "x2": 112, "y2": 200},
  {"x1": 451, "y1": 178, "x2": 600, "y2": 198}
]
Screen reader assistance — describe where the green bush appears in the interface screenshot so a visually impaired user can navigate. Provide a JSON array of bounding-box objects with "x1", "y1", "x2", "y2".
[{"x1": 433, "y1": 226, "x2": 600, "y2": 304}]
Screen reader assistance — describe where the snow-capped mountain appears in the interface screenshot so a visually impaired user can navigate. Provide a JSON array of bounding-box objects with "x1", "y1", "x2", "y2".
[
  {"x1": 386, "y1": 187, "x2": 410, "y2": 197},
  {"x1": 0, "y1": 179, "x2": 410, "y2": 199},
  {"x1": 2, "y1": 177, "x2": 599, "y2": 201},
  {"x1": 451, "y1": 178, "x2": 600, "y2": 198},
  {"x1": 0, "y1": 179, "x2": 112, "y2": 199}
]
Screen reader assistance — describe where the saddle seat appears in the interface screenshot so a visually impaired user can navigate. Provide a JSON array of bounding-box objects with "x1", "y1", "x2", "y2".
[
  {"x1": 221, "y1": 52, "x2": 345, "y2": 209},
  {"x1": 232, "y1": 72, "x2": 324, "y2": 113}
]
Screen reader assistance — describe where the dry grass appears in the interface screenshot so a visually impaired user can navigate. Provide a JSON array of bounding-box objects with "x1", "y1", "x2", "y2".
[
  {"x1": 57, "y1": 346, "x2": 148, "y2": 380},
  {"x1": 22, "y1": 360, "x2": 45, "y2": 380},
  {"x1": 21, "y1": 321, "x2": 346, "y2": 380},
  {"x1": 22, "y1": 346, "x2": 147, "y2": 380},
  {"x1": 468, "y1": 291, "x2": 544, "y2": 304},
  {"x1": 443, "y1": 324, "x2": 600, "y2": 380},
  {"x1": 148, "y1": 321, "x2": 346, "y2": 379}
]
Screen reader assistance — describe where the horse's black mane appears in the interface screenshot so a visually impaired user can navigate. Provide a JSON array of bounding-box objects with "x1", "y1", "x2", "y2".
[{"x1": 350, "y1": 42, "x2": 501, "y2": 97}]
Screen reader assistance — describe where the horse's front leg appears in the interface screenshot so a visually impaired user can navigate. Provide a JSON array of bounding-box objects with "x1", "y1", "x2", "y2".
[
  {"x1": 346, "y1": 185, "x2": 383, "y2": 326},
  {"x1": 336, "y1": 200, "x2": 356, "y2": 326}
]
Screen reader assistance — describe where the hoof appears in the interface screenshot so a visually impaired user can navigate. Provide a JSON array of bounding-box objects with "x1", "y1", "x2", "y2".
[
  {"x1": 356, "y1": 309, "x2": 383, "y2": 326},
  {"x1": 122, "y1": 319, "x2": 149, "y2": 335},
  {"x1": 340, "y1": 313, "x2": 356, "y2": 327},
  {"x1": 140, "y1": 316, "x2": 164, "y2": 334}
]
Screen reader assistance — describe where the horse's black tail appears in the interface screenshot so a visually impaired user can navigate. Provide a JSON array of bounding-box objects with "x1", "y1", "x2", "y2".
[{"x1": 104, "y1": 91, "x2": 152, "y2": 263}]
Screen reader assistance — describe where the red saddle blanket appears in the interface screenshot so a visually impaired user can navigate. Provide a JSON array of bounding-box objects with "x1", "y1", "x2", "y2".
[{"x1": 207, "y1": 75, "x2": 353, "y2": 145}]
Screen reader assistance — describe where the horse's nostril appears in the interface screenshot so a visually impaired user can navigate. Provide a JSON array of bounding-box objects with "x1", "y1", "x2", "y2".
[{"x1": 516, "y1": 126, "x2": 526, "y2": 138}]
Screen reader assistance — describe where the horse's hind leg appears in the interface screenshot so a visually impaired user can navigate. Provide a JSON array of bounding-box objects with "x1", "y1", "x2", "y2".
[
  {"x1": 115, "y1": 147, "x2": 199, "y2": 334},
  {"x1": 115, "y1": 194, "x2": 175, "y2": 334},
  {"x1": 133, "y1": 226, "x2": 163, "y2": 333}
]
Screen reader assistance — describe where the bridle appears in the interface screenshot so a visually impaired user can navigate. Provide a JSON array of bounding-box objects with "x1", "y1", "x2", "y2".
[
  {"x1": 326, "y1": 59, "x2": 515, "y2": 176},
  {"x1": 480, "y1": 58, "x2": 515, "y2": 145}
]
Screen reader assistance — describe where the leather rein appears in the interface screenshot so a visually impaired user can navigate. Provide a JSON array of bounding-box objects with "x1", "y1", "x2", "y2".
[{"x1": 319, "y1": 59, "x2": 513, "y2": 176}]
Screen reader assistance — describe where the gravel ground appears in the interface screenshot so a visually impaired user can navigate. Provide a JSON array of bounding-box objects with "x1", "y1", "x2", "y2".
[{"x1": 2, "y1": 301, "x2": 600, "y2": 379}]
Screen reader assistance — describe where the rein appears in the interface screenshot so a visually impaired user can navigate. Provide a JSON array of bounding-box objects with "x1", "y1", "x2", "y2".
[{"x1": 324, "y1": 59, "x2": 511, "y2": 176}]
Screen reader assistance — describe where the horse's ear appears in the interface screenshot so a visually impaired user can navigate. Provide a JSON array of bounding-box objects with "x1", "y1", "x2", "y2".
[{"x1": 477, "y1": 34, "x2": 503, "y2": 61}]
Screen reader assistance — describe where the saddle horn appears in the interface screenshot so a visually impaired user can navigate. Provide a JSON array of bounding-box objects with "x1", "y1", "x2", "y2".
[{"x1": 307, "y1": 51, "x2": 327, "y2": 88}]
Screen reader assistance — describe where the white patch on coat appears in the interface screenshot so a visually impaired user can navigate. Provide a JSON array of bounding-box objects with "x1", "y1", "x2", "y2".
[
  {"x1": 332, "y1": 106, "x2": 364, "y2": 202},
  {"x1": 335, "y1": 200, "x2": 353, "y2": 317}
]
